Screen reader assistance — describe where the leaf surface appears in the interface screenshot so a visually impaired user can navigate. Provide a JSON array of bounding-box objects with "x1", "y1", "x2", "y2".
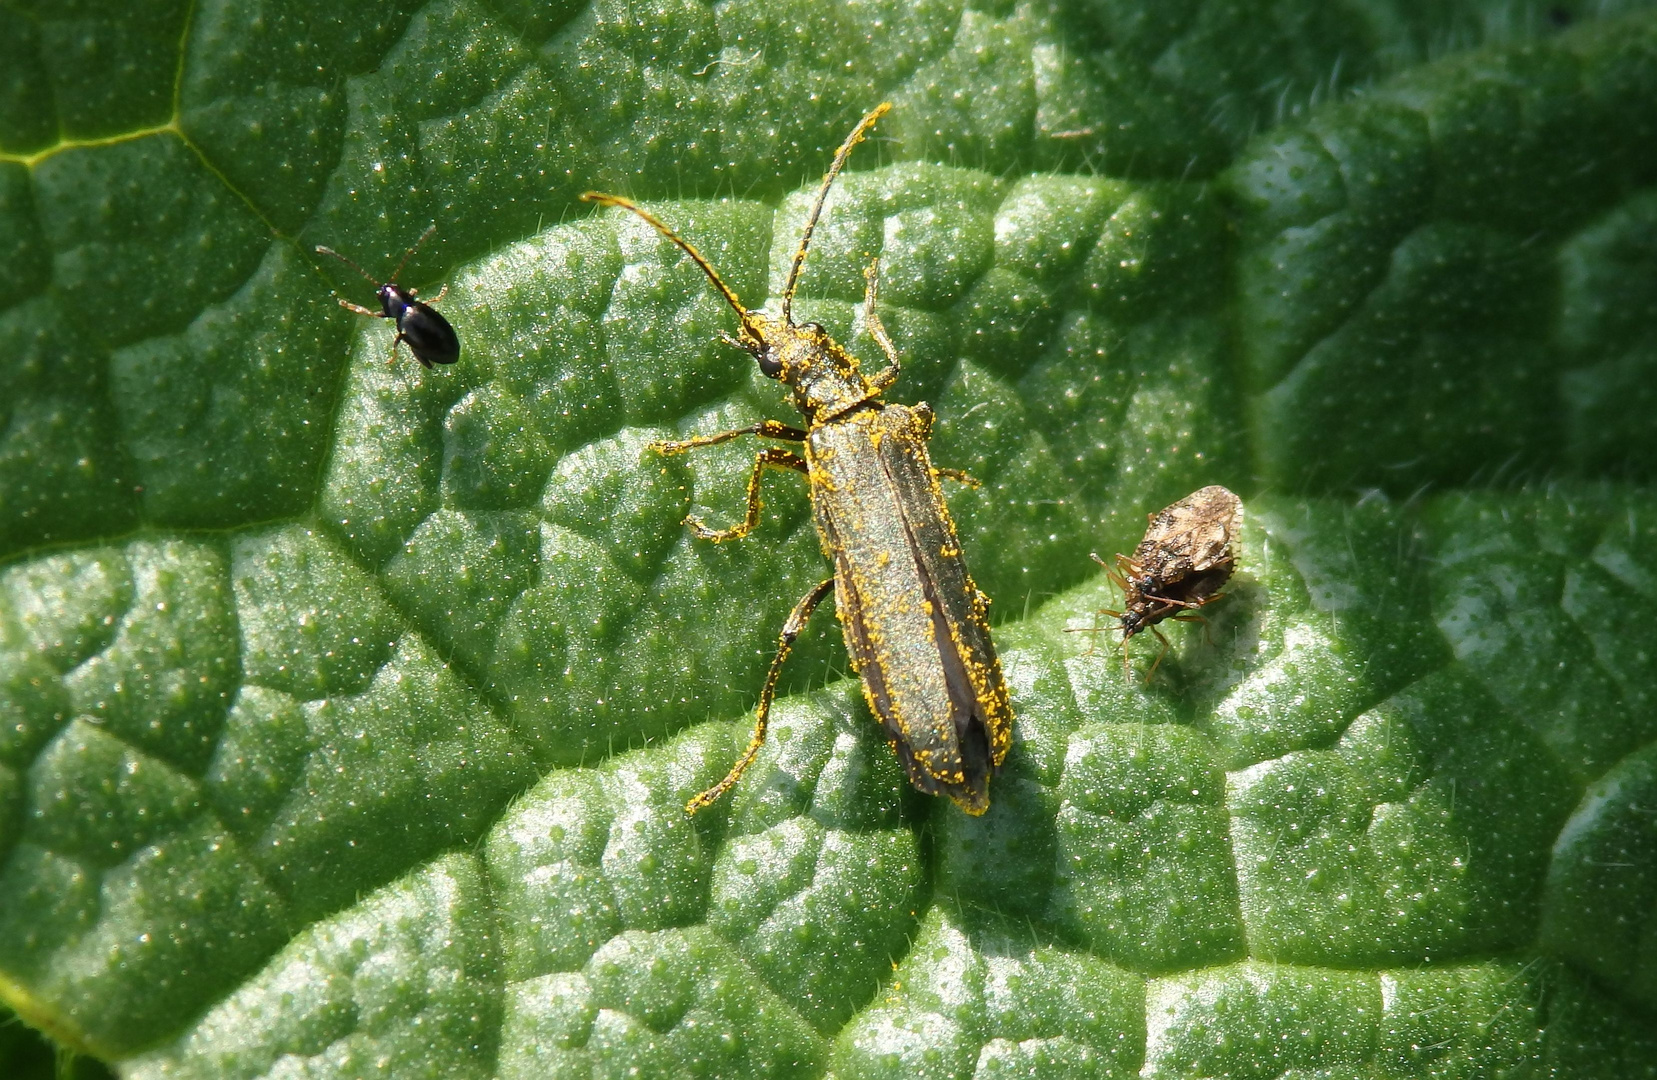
[{"x1": 3, "y1": 1, "x2": 1657, "y2": 1075}]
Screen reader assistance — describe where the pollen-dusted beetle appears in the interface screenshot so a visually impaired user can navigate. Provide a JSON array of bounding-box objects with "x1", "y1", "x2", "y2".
[{"x1": 315, "y1": 224, "x2": 460, "y2": 369}]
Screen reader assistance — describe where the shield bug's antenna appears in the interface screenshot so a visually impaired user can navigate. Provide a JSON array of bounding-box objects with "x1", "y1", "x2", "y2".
[{"x1": 781, "y1": 101, "x2": 891, "y2": 324}]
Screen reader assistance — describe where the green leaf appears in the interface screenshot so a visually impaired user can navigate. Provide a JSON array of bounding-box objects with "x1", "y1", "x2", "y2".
[{"x1": 4, "y1": 1, "x2": 1657, "y2": 1076}]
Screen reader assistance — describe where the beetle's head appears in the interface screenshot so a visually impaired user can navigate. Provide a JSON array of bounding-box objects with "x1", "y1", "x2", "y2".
[
  {"x1": 378, "y1": 283, "x2": 413, "y2": 320},
  {"x1": 748, "y1": 317, "x2": 869, "y2": 418}
]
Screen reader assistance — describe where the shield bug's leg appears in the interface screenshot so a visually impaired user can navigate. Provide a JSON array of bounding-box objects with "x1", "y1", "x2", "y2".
[
  {"x1": 781, "y1": 103, "x2": 892, "y2": 323},
  {"x1": 1172, "y1": 611, "x2": 1215, "y2": 645},
  {"x1": 862, "y1": 258, "x2": 902, "y2": 392},
  {"x1": 1143, "y1": 627, "x2": 1173, "y2": 683},
  {"x1": 1062, "y1": 553, "x2": 1129, "y2": 657},
  {"x1": 1097, "y1": 550, "x2": 1132, "y2": 606},
  {"x1": 935, "y1": 468, "x2": 980, "y2": 488},
  {"x1": 687, "y1": 577, "x2": 837, "y2": 814},
  {"x1": 1140, "y1": 586, "x2": 1232, "y2": 612},
  {"x1": 652, "y1": 419, "x2": 809, "y2": 457},
  {"x1": 1179, "y1": 612, "x2": 1219, "y2": 646},
  {"x1": 1063, "y1": 606, "x2": 1125, "y2": 656},
  {"x1": 686, "y1": 448, "x2": 809, "y2": 541}
]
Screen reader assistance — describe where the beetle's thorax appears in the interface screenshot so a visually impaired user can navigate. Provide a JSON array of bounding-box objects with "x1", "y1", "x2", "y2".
[
  {"x1": 745, "y1": 312, "x2": 877, "y2": 422},
  {"x1": 379, "y1": 283, "x2": 414, "y2": 321}
]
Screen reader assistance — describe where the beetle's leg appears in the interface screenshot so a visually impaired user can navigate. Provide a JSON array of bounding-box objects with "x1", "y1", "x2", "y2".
[
  {"x1": 686, "y1": 448, "x2": 808, "y2": 541},
  {"x1": 337, "y1": 299, "x2": 383, "y2": 318},
  {"x1": 390, "y1": 332, "x2": 432, "y2": 369},
  {"x1": 652, "y1": 419, "x2": 808, "y2": 457},
  {"x1": 935, "y1": 467, "x2": 980, "y2": 488},
  {"x1": 687, "y1": 577, "x2": 836, "y2": 814},
  {"x1": 409, "y1": 283, "x2": 448, "y2": 305},
  {"x1": 862, "y1": 258, "x2": 901, "y2": 391}
]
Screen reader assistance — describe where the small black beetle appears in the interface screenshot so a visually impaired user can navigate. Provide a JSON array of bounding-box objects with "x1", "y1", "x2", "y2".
[{"x1": 315, "y1": 224, "x2": 460, "y2": 369}]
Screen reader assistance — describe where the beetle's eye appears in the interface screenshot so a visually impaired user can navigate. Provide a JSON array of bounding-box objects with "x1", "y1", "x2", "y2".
[
  {"x1": 756, "y1": 351, "x2": 784, "y2": 378},
  {"x1": 801, "y1": 321, "x2": 825, "y2": 336}
]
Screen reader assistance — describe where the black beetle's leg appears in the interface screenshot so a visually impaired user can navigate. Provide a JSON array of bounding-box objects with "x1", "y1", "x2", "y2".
[
  {"x1": 422, "y1": 284, "x2": 448, "y2": 305},
  {"x1": 390, "y1": 332, "x2": 433, "y2": 369},
  {"x1": 652, "y1": 420, "x2": 808, "y2": 456},
  {"x1": 686, "y1": 448, "x2": 809, "y2": 541},
  {"x1": 337, "y1": 299, "x2": 383, "y2": 318},
  {"x1": 862, "y1": 258, "x2": 901, "y2": 392},
  {"x1": 935, "y1": 467, "x2": 980, "y2": 488},
  {"x1": 687, "y1": 576, "x2": 836, "y2": 814}
]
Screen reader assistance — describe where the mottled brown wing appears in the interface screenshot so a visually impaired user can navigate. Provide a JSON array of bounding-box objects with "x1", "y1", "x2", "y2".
[{"x1": 1134, "y1": 485, "x2": 1241, "y2": 580}]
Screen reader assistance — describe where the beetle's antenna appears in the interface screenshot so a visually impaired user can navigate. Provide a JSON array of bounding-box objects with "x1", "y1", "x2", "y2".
[
  {"x1": 390, "y1": 223, "x2": 438, "y2": 283},
  {"x1": 581, "y1": 192, "x2": 764, "y2": 341},
  {"x1": 781, "y1": 101, "x2": 891, "y2": 324},
  {"x1": 314, "y1": 244, "x2": 379, "y2": 287}
]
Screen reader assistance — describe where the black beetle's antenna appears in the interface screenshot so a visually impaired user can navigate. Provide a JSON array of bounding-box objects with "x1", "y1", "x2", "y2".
[
  {"x1": 315, "y1": 223, "x2": 438, "y2": 287},
  {"x1": 314, "y1": 244, "x2": 378, "y2": 287},
  {"x1": 580, "y1": 192, "x2": 765, "y2": 343},
  {"x1": 391, "y1": 223, "x2": 438, "y2": 284},
  {"x1": 780, "y1": 101, "x2": 891, "y2": 325}
]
